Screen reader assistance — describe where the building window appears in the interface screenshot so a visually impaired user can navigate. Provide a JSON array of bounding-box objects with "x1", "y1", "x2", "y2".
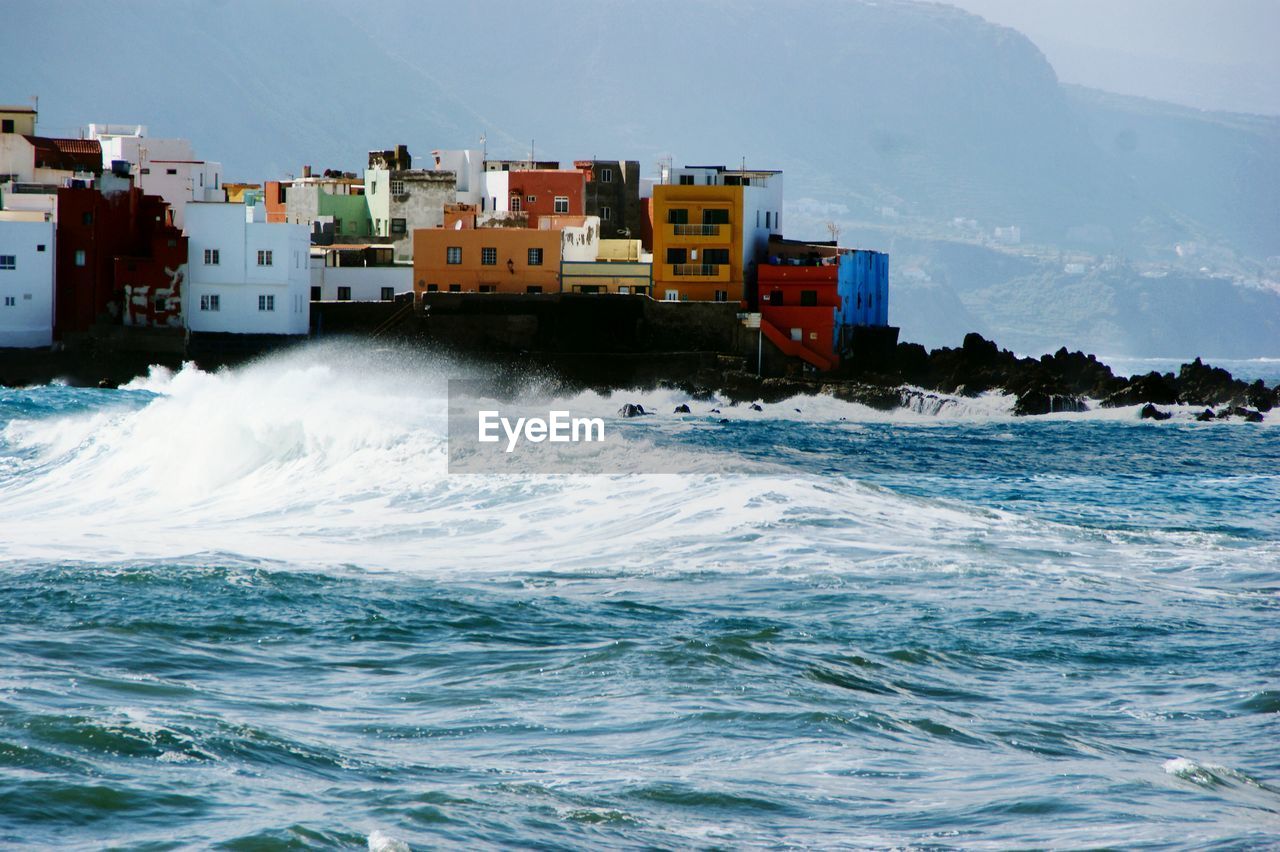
[
  {"x1": 37, "y1": 244, "x2": 46, "y2": 252},
  {"x1": 0, "y1": 255, "x2": 14, "y2": 270},
  {"x1": 527, "y1": 195, "x2": 536, "y2": 204},
  {"x1": 714, "y1": 290, "x2": 728, "y2": 302},
  {"x1": 704, "y1": 249, "x2": 730, "y2": 265},
  {"x1": 200, "y1": 294, "x2": 220, "y2": 311},
  {"x1": 678, "y1": 175, "x2": 694, "y2": 185},
  {"x1": 337, "y1": 287, "x2": 351, "y2": 301},
  {"x1": 554, "y1": 196, "x2": 569, "y2": 213},
  {"x1": 426, "y1": 284, "x2": 438, "y2": 292},
  {"x1": 446, "y1": 246, "x2": 462, "y2": 264},
  {"x1": 765, "y1": 211, "x2": 771, "y2": 229},
  {"x1": 666, "y1": 208, "x2": 688, "y2": 225},
  {"x1": 665, "y1": 248, "x2": 687, "y2": 264},
  {"x1": 310, "y1": 286, "x2": 321, "y2": 300},
  {"x1": 140, "y1": 167, "x2": 150, "y2": 175},
  {"x1": 600, "y1": 206, "x2": 612, "y2": 221},
  {"x1": 82, "y1": 212, "x2": 93, "y2": 226},
  {"x1": 204, "y1": 249, "x2": 219, "y2": 265},
  {"x1": 801, "y1": 290, "x2": 818, "y2": 306},
  {"x1": 1, "y1": 119, "x2": 13, "y2": 133},
  {"x1": 2, "y1": 296, "x2": 13, "y2": 307},
  {"x1": 479, "y1": 285, "x2": 495, "y2": 293},
  {"x1": 618, "y1": 286, "x2": 630, "y2": 295},
  {"x1": 390, "y1": 218, "x2": 406, "y2": 235},
  {"x1": 526, "y1": 286, "x2": 543, "y2": 294},
  {"x1": 166, "y1": 168, "x2": 178, "y2": 175},
  {"x1": 75, "y1": 250, "x2": 86, "y2": 267},
  {"x1": 381, "y1": 287, "x2": 394, "y2": 301},
  {"x1": 154, "y1": 296, "x2": 168, "y2": 311},
  {"x1": 481, "y1": 247, "x2": 497, "y2": 265},
  {"x1": 601, "y1": 167, "x2": 613, "y2": 183},
  {"x1": 390, "y1": 179, "x2": 405, "y2": 195},
  {"x1": 703, "y1": 209, "x2": 729, "y2": 225},
  {"x1": 259, "y1": 294, "x2": 276, "y2": 311},
  {"x1": 665, "y1": 289, "x2": 680, "y2": 301},
  {"x1": 527, "y1": 248, "x2": 543, "y2": 266},
  {"x1": 448, "y1": 284, "x2": 461, "y2": 292},
  {"x1": 257, "y1": 249, "x2": 273, "y2": 266},
  {"x1": 510, "y1": 195, "x2": 522, "y2": 212}
]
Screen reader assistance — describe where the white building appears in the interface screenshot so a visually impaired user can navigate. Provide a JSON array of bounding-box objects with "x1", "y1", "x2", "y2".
[
  {"x1": 87, "y1": 124, "x2": 223, "y2": 230},
  {"x1": 2, "y1": 106, "x2": 100, "y2": 218},
  {"x1": 430, "y1": 149, "x2": 484, "y2": 206},
  {"x1": 309, "y1": 245, "x2": 411, "y2": 301},
  {"x1": 0, "y1": 212, "x2": 55, "y2": 348},
  {"x1": 185, "y1": 202, "x2": 309, "y2": 335}
]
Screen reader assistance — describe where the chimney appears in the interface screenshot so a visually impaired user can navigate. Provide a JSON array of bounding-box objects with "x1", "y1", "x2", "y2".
[{"x1": 303, "y1": 165, "x2": 312, "y2": 178}]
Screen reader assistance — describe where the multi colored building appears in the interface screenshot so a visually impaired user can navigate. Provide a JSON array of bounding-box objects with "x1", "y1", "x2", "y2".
[
  {"x1": 55, "y1": 179, "x2": 186, "y2": 336},
  {"x1": 649, "y1": 165, "x2": 783, "y2": 304},
  {"x1": 757, "y1": 237, "x2": 890, "y2": 370},
  {"x1": 365, "y1": 146, "x2": 456, "y2": 262},
  {"x1": 412, "y1": 213, "x2": 600, "y2": 296}
]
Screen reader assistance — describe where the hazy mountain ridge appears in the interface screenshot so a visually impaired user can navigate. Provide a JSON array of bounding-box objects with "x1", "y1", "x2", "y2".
[{"x1": 4, "y1": 0, "x2": 1277, "y2": 355}]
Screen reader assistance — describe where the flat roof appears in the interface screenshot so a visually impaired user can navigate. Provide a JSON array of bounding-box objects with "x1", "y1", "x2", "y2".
[
  {"x1": 311, "y1": 243, "x2": 396, "y2": 251},
  {"x1": 0, "y1": 105, "x2": 37, "y2": 114}
]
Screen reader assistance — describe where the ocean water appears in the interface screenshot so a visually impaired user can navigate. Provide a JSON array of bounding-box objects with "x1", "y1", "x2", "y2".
[{"x1": 2, "y1": 346, "x2": 1278, "y2": 850}]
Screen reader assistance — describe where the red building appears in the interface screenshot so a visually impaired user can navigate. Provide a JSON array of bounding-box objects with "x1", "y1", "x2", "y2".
[
  {"x1": 56, "y1": 186, "x2": 185, "y2": 336},
  {"x1": 507, "y1": 170, "x2": 584, "y2": 228},
  {"x1": 758, "y1": 262, "x2": 841, "y2": 370}
]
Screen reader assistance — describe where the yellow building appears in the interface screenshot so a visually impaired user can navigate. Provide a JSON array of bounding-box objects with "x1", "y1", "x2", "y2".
[
  {"x1": 650, "y1": 166, "x2": 782, "y2": 303},
  {"x1": 651, "y1": 184, "x2": 740, "y2": 303}
]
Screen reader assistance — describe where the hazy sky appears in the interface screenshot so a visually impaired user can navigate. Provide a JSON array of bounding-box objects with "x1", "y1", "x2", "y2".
[{"x1": 940, "y1": 0, "x2": 1280, "y2": 115}]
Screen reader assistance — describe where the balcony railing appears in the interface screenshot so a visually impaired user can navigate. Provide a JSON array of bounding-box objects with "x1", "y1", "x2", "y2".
[
  {"x1": 673, "y1": 263, "x2": 721, "y2": 277},
  {"x1": 672, "y1": 223, "x2": 722, "y2": 236}
]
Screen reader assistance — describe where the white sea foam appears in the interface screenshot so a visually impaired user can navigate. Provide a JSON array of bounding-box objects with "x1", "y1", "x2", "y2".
[
  {"x1": 367, "y1": 830, "x2": 411, "y2": 852},
  {"x1": 0, "y1": 344, "x2": 1269, "y2": 579}
]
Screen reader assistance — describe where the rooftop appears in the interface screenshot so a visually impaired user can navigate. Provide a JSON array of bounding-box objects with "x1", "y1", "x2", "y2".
[{"x1": 23, "y1": 135, "x2": 102, "y2": 172}]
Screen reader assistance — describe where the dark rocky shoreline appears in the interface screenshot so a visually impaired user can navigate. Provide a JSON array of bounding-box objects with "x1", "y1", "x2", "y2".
[
  {"x1": 2, "y1": 331, "x2": 1276, "y2": 420},
  {"x1": 660, "y1": 333, "x2": 1278, "y2": 420}
]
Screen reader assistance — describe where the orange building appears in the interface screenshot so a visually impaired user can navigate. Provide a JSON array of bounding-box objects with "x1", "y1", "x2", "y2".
[
  {"x1": 413, "y1": 228, "x2": 563, "y2": 295},
  {"x1": 507, "y1": 170, "x2": 584, "y2": 228}
]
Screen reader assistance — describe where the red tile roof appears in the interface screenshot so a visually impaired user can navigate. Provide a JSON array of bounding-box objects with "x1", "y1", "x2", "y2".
[{"x1": 23, "y1": 135, "x2": 102, "y2": 173}]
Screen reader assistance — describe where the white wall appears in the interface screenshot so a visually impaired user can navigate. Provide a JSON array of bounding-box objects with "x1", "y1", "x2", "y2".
[
  {"x1": 559, "y1": 216, "x2": 601, "y2": 262},
  {"x1": 364, "y1": 166, "x2": 391, "y2": 232},
  {"x1": 431, "y1": 149, "x2": 484, "y2": 205},
  {"x1": 0, "y1": 135, "x2": 35, "y2": 184},
  {"x1": 185, "y1": 203, "x2": 309, "y2": 335},
  {"x1": 480, "y1": 170, "x2": 509, "y2": 213},
  {"x1": 0, "y1": 218, "x2": 55, "y2": 347},
  {"x1": 741, "y1": 177, "x2": 785, "y2": 268},
  {"x1": 309, "y1": 262, "x2": 411, "y2": 301}
]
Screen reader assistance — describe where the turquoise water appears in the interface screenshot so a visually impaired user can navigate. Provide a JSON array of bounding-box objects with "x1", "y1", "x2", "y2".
[{"x1": 2, "y1": 349, "x2": 1278, "y2": 849}]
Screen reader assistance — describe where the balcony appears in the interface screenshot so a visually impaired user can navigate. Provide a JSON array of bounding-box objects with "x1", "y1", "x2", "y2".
[
  {"x1": 666, "y1": 263, "x2": 729, "y2": 281},
  {"x1": 664, "y1": 222, "x2": 725, "y2": 243}
]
